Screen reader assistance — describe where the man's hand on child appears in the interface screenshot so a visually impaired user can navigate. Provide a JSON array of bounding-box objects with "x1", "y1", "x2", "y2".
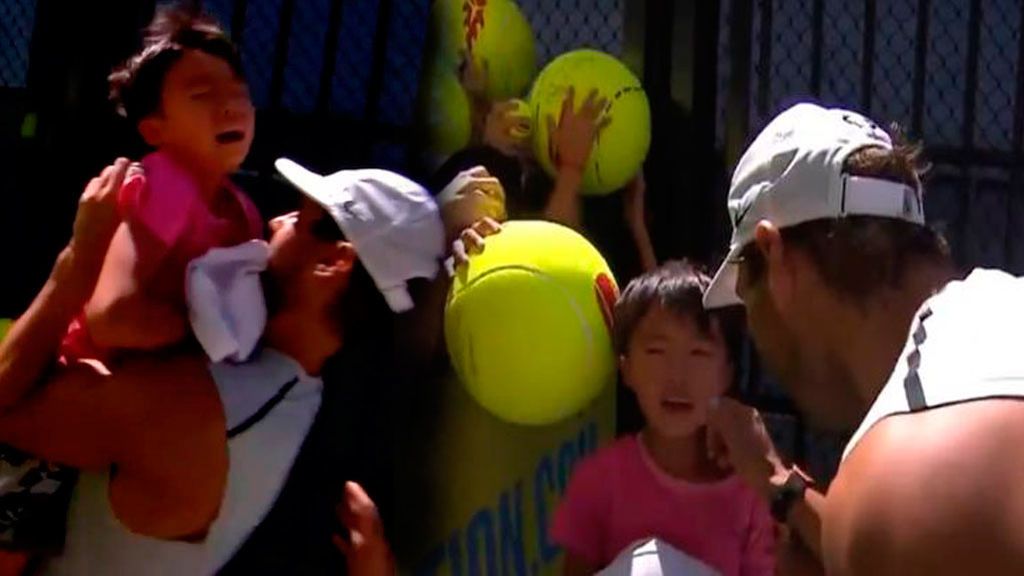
[
  {"x1": 706, "y1": 397, "x2": 789, "y2": 501},
  {"x1": 333, "y1": 482, "x2": 395, "y2": 576},
  {"x1": 69, "y1": 158, "x2": 129, "y2": 275},
  {"x1": 547, "y1": 87, "x2": 610, "y2": 175}
]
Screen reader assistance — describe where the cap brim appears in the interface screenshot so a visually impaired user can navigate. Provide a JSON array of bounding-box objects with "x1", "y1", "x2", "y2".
[
  {"x1": 381, "y1": 285, "x2": 415, "y2": 313},
  {"x1": 275, "y1": 158, "x2": 333, "y2": 211},
  {"x1": 704, "y1": 244, "x2": 743, "y2": 309}
]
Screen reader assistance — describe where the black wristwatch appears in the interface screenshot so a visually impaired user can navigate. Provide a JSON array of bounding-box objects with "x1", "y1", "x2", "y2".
[{"x1": 769, "y1": 468, "x2": 810, "y2": 524}]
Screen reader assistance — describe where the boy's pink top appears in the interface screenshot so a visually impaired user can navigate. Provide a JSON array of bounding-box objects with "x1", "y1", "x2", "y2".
[
  {"x1": 552, "y1": 435, "x2": 776, "y2": 576},
  {"x1": 60, "y1": 152, "x2": 263, "y2": 361}
]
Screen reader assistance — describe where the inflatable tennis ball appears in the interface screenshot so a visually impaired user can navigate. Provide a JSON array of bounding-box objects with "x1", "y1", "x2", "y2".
[
  {"x1": 529, "y1": 49, "x2": 651, "y2": 196},
  {"x1": 0, "y1": 319, "x2": 10, "y2": 342},
  {"x1": 445, "y1": 221, "x2": 620, "y2": 426},
  {"x1": 429, "y1": 0, "x2": 537, "y2": 100},
  {"x1": 416, "y1": 61, "x2": 472, "y2": 167}
]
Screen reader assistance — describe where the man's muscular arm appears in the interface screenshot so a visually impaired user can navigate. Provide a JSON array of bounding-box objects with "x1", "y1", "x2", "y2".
[
  {"x1": 826, "y1": 399, "x2": 1024, "y2": 575},
  {"x1": 0, "y1": 159, "x2": 129, "y2": 408}
]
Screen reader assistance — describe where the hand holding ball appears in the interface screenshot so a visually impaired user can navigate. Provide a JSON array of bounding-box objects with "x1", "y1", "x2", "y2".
[{"x1": 529, "y1": 50, "x2": 651, "y2": 196}]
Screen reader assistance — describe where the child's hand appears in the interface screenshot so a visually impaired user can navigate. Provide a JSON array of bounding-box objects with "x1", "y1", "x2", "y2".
[
  {"x1": 69, "y1": 158, "x2": 130, "y2": 271},
  {"x1": 483, "y1": 100, "x2": 531, "y2": 158},
  {"x1": 547, "y1": 87, "x2": 610, "y2": 175},
  {"x1": 438, "y1": 167, "x2": 507, "y2": 242},
  {"x1": 449, "y1": 217, "x2": 503, "y2": 272},
  {"x1": 333, "y1": 482, "x2": 395, "y2": 576}
]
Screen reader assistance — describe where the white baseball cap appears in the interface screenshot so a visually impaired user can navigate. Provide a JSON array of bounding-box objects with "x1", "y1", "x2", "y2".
[
  {"x1": 704, "y1": 103, "x2": 926, "y2": 309},
  {"x1": 274, "y1": 158, "x2": 445, "y2": 313}
]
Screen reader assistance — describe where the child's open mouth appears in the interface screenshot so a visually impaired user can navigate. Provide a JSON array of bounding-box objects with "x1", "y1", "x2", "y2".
[
  {"x1": 661, "y1": 397, "x2": 694, "y2": 412},
  {"x1": 215, "y1": 130, "x2": 245, "y2": 144}
]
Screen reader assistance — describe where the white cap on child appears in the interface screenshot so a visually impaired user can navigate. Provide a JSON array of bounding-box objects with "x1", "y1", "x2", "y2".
[
  {"x1": 274, "y1": 158, "x2": 445, "y2": 313},
  {"x1": 704, "y1": 103, "x2": 925, "y2": 309}
]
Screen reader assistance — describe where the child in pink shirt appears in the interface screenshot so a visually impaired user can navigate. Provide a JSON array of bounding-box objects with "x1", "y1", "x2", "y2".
[
  {"x1": 552, "y1": 261, "x2": 775, "y2": 576},
  {"x1": 61, "y1": 7, "x2": 262, "y2": 363}
]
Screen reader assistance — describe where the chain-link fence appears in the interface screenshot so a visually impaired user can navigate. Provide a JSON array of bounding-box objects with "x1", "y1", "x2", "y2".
[
  {"x1": 190, "y1": 0, "x2": 631, "y2": 178},
  {"x1": 519, "y1": 0, "x2": 623, "y2": 63},
  {"x1": 726, "y1": 0, "x2": 1024, "y2": 273},
  {"x1": 0, "y1": 0, "x2": 34, "y2": 88},
  {"x1": 195, "y1": 0, "x2": 429, "y2": 175},
  {"x1": 196, "y1": 0, "x2": 630, "y2": 158}
]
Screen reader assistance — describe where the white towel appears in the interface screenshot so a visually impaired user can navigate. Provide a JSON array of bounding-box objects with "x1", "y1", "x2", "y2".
[{"x1": 186, "y1": 240, "x2": 269, "y2": 363}]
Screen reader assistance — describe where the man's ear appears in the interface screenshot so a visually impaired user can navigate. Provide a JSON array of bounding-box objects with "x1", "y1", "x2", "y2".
[
  {"x1": 313, "y1": 242, "x2": 356, "y2": 280},
  {"x1": 753, "y1": 220, "x2": 794, "y2": 309},
  {"x1": 138, "y1": 116, "x2": 164, "y2": 148}
]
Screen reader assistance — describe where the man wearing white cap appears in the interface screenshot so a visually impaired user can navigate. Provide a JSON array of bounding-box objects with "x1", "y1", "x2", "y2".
[
  {"x1": 0, "y1": 157, "x2": 445, "y2": 574},
  {"x1": 703, "y1": 103, "x2": 1024, "y2": 574}
]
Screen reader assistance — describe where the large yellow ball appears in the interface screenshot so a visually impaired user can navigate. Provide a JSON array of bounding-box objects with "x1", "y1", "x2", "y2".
[
  {"x1": 445, "y1": 221, "x2": 620, "y2": 426},
  {"x1": 429, "y1": 0, "x2": 537, "y2": 100},
  {"x1": 0, "y1": 319, "x2": 10, "y2": 342},
  {"x1": 530, "y1": 49, "x2": 651, "y2": 196},
  {"x1": 416, "y1": 61, "x2": 472, "y2": 169}
]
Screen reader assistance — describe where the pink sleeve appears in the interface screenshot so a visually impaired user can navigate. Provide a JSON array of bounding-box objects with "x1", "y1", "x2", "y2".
[
  {"x1": 551, "y1": 454, "x2": 610, "y2": 567},
  {"x1": 740, "y1": 497, "x2": 777, "y2": 576},
  {"x1": 119, "y1": 159, "x2": 195, "y2": 250},
  {"x1": 118, "y1": 172, "x2": 175, "y2": 267}
]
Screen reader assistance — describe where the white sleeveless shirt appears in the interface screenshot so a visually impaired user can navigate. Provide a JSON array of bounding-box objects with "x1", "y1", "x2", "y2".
[
  {"x1": 844, "y1": 269, "x2": 1024, "y2": 461},
  {"x1": 42, "y1": 348, "x2": 323, "y2": 576}
]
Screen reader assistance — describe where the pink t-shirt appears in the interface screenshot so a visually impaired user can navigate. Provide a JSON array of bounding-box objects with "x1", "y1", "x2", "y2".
[
  {"x1": 552, "y1": 435, "x2": 776, "y2": 576},
  {"x1": 60, "y1": 152, "x2": 263, "y2": 362}
]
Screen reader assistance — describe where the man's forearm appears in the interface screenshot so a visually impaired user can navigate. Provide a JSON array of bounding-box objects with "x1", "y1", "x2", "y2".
[
  {"x1": 777, "y1": 533, "x2": 826, "y2": 576},
  {"x1": 787, "y1": 486, "x2": 826, "y2": 560},
  {"x1": 0, "y1": 248, "x2": 96, "y2": 408}
]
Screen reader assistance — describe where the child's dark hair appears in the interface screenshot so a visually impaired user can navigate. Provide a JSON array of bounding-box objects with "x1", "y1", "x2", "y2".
[
  {"x1": 613, "y1": 260, "x2": 744, "y2": 362},
  {"x1": 109, "y1": 4, "x2": 244, "y2": 125}
]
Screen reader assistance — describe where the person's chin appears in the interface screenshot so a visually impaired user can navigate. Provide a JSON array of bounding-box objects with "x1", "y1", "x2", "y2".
[
  {"x1": 651, "y1": 418, "x2": 700, "y2": 440},
  {"x1": 222, "y1": 155, "x2": 248, "y2": 174}
]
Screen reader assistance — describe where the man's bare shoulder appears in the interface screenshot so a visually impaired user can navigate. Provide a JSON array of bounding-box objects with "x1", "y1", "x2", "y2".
[
  {"x1": 108, "y1": 351, "x2": 224, "y2": 439},
  {"x1": 824, "y1": 399, "x2": 1024, "y2": 575}
]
